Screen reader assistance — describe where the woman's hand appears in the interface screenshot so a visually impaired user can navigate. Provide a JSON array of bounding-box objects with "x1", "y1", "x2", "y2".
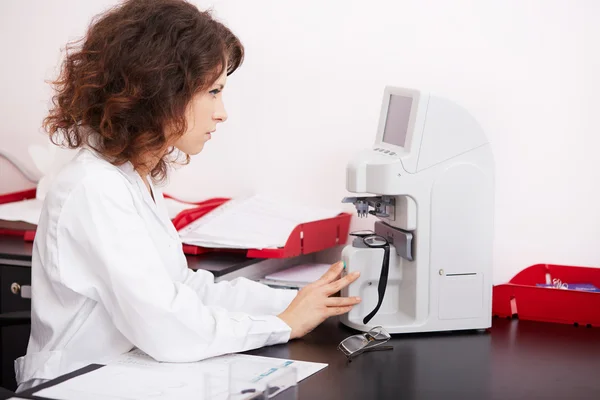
[{"x1": 277, "y1": 261, "x2": 361, "y2": 339}]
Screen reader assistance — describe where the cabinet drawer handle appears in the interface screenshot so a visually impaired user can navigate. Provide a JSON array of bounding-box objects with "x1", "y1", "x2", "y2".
[{"x1": 10, "y1": 283, "x2": 32, "y2": 299}]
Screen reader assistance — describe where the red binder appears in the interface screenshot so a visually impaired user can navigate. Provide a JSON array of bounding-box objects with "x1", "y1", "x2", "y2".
[{"x1": 0, "y1": 191, "x2": 352, "y2": 259}]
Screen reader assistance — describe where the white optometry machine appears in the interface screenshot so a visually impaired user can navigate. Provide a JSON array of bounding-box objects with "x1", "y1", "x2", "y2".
[{"x1": 340, "y1": 86, "x2": 494, "y2": 334}]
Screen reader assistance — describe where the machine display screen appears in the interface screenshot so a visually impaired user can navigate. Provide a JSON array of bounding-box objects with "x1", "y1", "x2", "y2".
[{"x1": 382, "y1": 94, "x2": 412, "y2": 147}]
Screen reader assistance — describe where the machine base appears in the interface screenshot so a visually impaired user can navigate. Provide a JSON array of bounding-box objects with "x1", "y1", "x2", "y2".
[{"x1": 339, "y1": 316, "x2": 492, "y2": 335}]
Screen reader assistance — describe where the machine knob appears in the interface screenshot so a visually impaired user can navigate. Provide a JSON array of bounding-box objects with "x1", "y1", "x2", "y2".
[{"x1": 10, "y1": 282, "x2": 20, "y2": 294}]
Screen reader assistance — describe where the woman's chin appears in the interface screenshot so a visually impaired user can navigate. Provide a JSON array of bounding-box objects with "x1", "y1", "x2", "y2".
[{"x1": 190, "y1": 143, "x2": 205, "y2": 155}]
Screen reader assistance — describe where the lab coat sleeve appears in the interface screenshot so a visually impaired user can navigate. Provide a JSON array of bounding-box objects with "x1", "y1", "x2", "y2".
[
  {"x1": 183, "y1": 269, "x2": 298, "y2": 316},
  {"x1": 56, "y1": 173, "x2": 292, "y2": 363}
]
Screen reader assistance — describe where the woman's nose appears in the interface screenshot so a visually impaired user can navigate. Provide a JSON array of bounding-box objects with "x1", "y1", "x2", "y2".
[
  {"x1": 213, "y1": 111, "x2": 227, "y2": 122},
  {"x1": 213, "y1": 102, "x2": 228, "y2": 123}
]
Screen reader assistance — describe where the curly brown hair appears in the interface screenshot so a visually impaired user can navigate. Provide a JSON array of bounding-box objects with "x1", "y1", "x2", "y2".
[{"x1": 43, "y1": 0, "x2": 244, "y2": 181}]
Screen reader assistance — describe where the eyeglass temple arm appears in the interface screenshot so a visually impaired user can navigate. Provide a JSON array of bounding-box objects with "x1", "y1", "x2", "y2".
[
  {"x1": 346, "y1": 345, "x2": 394, "y2": 361},
  {"x1": 363, "y1": 244, "x2": 390, "y2": 324},
  {"x1": 364, "y1": 345, "x2": 393, "y2": 353}
]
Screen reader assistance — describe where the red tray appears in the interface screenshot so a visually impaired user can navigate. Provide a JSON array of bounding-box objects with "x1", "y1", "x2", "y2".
[
  {"x1": 169, "y1": 195, "x2": 352, "y2": 258},
  {"x1": 0, "y1": 188, "x2": 37, "y2": 240},
  {"x1": 492, "y1": 264, "x2": 600, "y2": 327},
  {"x1": 1, "y1": 191, "x2": 352, "y2": 259}
]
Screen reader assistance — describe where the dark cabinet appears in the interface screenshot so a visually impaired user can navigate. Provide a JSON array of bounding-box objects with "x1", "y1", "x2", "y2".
[{"x1": 0, "y1": 262, "x2": 31, "y2": 391}]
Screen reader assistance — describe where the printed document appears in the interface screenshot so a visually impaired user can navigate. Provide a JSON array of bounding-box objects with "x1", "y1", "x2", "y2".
[{"x1": 35, "y1": 349, "x2": 327, "y2": 400}]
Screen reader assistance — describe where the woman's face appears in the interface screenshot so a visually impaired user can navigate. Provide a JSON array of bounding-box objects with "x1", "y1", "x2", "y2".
[{"x1": 173, "y1": 69, "x2": 228, "y2": 155}]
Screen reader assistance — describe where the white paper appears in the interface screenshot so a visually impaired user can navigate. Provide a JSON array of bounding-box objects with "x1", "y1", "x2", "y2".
[
  {"x1": 178, "y1": 194, "x2": 341, "y2": 249},
  {"x1": 36, "y1": 349, "x2": 327, "y2": 400},
  {"x1": 264, "y1": 263, "x2": 331, "y2": 284},
  {"x1": 0, "y1": 198, "x2": 42, "y2": 225},
  {"x1": 36, "y1": 364, "x2": 212, "y2": 400}
]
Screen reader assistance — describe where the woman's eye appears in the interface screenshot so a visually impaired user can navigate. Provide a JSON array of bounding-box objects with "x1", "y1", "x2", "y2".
[{"x1": 209, "y1": 89, "x2": 221, "y2": 96}]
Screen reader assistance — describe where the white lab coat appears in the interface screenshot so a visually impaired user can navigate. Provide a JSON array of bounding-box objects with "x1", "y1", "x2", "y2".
[{"x1": 14, "y1": 147, "x2": 297, "y2": 391}]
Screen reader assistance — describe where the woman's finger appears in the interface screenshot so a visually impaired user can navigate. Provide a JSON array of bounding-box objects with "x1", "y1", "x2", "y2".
[
  {"x1": 328, "y1": 305, "x2": 355, "y2": 316},
  {"x1": 314, "y1": 261, "x2": 344, "y2": 285},
  {"x1": 325, "y1": 296, "x2": 361, "y2": 307},
  {"x1": 325, "y1": 271, "x2": 360, "y2": 295}
]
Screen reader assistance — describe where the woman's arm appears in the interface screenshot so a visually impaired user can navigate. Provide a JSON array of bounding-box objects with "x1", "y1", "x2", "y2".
[
  {"x1": 56, "y1": 173, "x2": 291, "y2": 363},
  {"x1": 183, "y1": 270, "x2": 297, "y2": 316}
]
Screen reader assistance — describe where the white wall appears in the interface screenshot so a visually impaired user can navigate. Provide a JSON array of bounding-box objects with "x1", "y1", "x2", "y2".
[{"x1": 1, "y1": 0, "x2": 599, "y2": 284}]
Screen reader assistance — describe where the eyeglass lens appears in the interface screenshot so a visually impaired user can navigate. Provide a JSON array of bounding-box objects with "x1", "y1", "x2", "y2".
[
  {"x1": 363, "y1": 235, "x2": 387, "y2": 247},
  {"x1": 350, "y1": 230, "x2": 375, "y2": 238},
  {"x1": 367, "y1": 326, "x2": 390, "y2": 341},
  {"x1": 340, "y1": 335, "x2": 370, "y2": 353}
]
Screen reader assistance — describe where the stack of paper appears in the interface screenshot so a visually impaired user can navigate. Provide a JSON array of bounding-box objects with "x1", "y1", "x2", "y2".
[
  {"x1": 0, "y1": 198, "x2": 42, "y2": 226},
  {"x1": 259, "y1": 263, "x2": 331, "y2": 289},
  {"x1": 178, "y1": 194, "x2": 341, "y2": 249}
]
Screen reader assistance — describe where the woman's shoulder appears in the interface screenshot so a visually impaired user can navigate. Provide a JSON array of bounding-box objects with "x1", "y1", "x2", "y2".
[{"x1": 46, "y1": 148, "x2": 137, "y2": 208}]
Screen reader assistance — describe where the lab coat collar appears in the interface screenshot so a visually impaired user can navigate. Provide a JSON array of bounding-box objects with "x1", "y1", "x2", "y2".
[
  {"x1": 117, "y1": 160, "x2": 180, "y2": 240},
  {"x1": 81, "y1": 145, "x2": 180, "y2": 240}
]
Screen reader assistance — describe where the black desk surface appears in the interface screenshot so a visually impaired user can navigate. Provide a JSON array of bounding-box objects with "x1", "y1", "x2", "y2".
[
  {"x1": 0, "y1": 236, "x2": 33, "y2": 262},
  {"x1": 0, "y1": 387, "x2": 13, "y2": 399},
  {"x1": 3, "y1": 236, "x2": 600, "y2": 399},
  {"x1": 11, "y1": 316, "x2": 600, "y2": 400}
]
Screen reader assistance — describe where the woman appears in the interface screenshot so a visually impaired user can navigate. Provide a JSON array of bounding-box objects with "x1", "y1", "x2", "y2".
[{"x1": 15, "y1": 0, "x2": 361, "y2": 391}]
